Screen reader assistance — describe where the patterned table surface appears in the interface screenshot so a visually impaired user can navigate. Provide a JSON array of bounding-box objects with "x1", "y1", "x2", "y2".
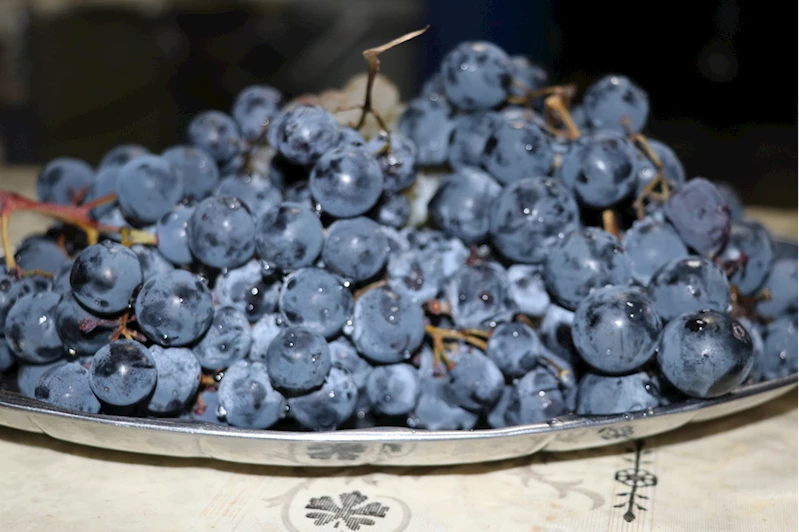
[{"x1": 0, "y1": 167, "x2": 796, "y2": 532}]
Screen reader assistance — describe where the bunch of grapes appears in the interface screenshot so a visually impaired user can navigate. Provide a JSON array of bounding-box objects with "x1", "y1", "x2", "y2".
[{"x1": 0, "y1": 33, "x2": 796, "y2": 433}]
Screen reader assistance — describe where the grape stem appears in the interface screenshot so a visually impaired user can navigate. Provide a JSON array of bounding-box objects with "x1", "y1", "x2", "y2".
[
  {"x1": 602, "y1": 209, "x2": 621, "y2": 239},
  {"x1": 352, "y1": 278, "x2": 388, "y2": 301},
  {"x1": 729, "y1": 284, "x2": 772, "y2": 322},
  {"x1": 629, "y1": 129, "x2": 672, "y2": 218},
  {"x1": 424, "y1": 323, "x2": 490, "y2": 374}
]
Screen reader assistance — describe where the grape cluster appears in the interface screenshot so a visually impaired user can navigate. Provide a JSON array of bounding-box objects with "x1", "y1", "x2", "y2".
[{"x1": 1, "y1": 38, "x2": 796, "y2": 433}]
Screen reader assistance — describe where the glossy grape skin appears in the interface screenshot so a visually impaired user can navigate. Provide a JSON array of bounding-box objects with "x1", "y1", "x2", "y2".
[
  {"x1": 186, "y1": 196, "x2": 255, "y2": 269},
  {"x1": 713, "y1": 181, "x2": 744, "y2": 222},
  {"x1": 5, "y1": 291, "x2": 63, "y2": 364},
  {"x1": 441, "y1": 41, "x2": 512, "y2": 111},
  {"x1": 214, "y1": 173, "x2": 282, "y2": 218},
  {"x1": 322, "y1": 217, "x2": 389, "y2": 282},
  {"x1": 658, "y1": 310, "x2": 754, "y2": 398},
  {"x1": 36, "y1": 157, "x2": 94, "y2": 205},
  {"x1": 231, "y1": 85, "x2": 281, "y2": 141},
  {"x1": 266, "y1": 326, "x2": 331, "y2": 395},
  {"x1": 754, "y1": 317, "x2": 798, "y2": 380},
  {"x1": 488, "y1": 367, "x2": 567, "y2": 427},
  {"x1": 583, "y1": 75, "x2": 649, "y2": 133},
  {"x1": 446, "y1": 343, "x2": 504, "y2": 412},
  {"x1": 194, "y1": 307, "x2": 253, "y2": 370},
  {"x1": 135, "y1": 270, "x2": 214, "y2": 347},
  {"x1": 366, "y1": 133, "x2": 418, "y2": 193},
  {"x1": 155, "y1": 204, "x2": 194, "y2": 266},
  {"x1": 278, "y1": 268, "x2": 353, "y2": 338},
  {"x1": 506, "y1": 264, "x2": 550, "y2": 317},
  {"x1": 572, "y1": 286, "x2": 661, "y2": 374},
  {"x1": 254, "y1": 202, "x2": 324, "y2": 272},
  {"x1": 622, "y1": 217, "x2": 689, "y2": 285},
  {"x1": 559, "y1": 131, "x2": 639, "y2": 208},
  {"x1": 508, "y1": 56, "x2": 548, "y2": 97},
  {"x1": 247, "y1": 313, "x2": 284, "y2": 362},
  {"x1": 218, "y1": 360, "x2": 286, "y2": 429},
  {"x1": 53, "y1": 294, "x2": 114, "y2": 357},
  {"x1": 756, "y1": 259, "x2": 798, "y2": 318},
  {"x1": 70, "y1": 241, "x2": 142, "y2": 314},
  {"x1": 648, "y1": 257, "x2": 731, "y2": 321},
  {"x1": 131, "y1": 244, "x2": 174, "y2": 280},
  {"x1": 162, "y1": 145, "x2": 220, "y2": 201},
  {"x1": 486, "y1": 322, "x2": 546, "y2": 379},
  {"x1": 214, "y1": 259, "x2": 279, "y2": 323},
  {"x1": 188, "y1": 110, "x2": 242, "y2": 163},
  {"x1": 489, "y1": 177, "x2": 581, "y2": 264},
  {"x1": 544, "y1": 227, "x2": 632, "y2": 310},
  {"x1": 371, "y1": 193, "x2": 410, "y2": 229},
  {"x1": 481, "y1": 120, "x2": 553, "y2": 185},
  {"x1": 397, "y1": 97, "x2": 455, "y2": 166},
  {"x1": 664, "y1": 178, "x2": 731, "y2": 255},
  {"x1": 447, "y1": 112, "x2": 503, "y2": 170},
  {"x1": 444, "y1": 262, "x2": 517, "y2": 330},
  {"x1": 408, "y1": 377, "x2": 478, "y2": 430},
  {"x1": 309, "y1": 145, "x2": 384, "y2": 218},
  {"x1": 428, "y1": 167, "x2": 502, "y2": 244},
  {"x1": 89, "y1": 340, "x2": 157, "y2": 406},
  {"x1": 0, "y1": 273, "x2": 51, "y2": 335},
  {"x1": 116, "y1": 155, "x2": 184, "y2": 224},
  {"x1": 275, "y1": 105, "x2": 340, "y2": 166},
  {"x1": 575, "y1": 372, "x2": 663, "y2": 415},
  {"x1": 99, "y1": 144, "x2": 149, "y2": 169},
  {"x1": 635, "y1": 139, "x2": 686, "y2": 197},
  {"x1": 34, "y1": 362, "x2": 101, "y2": 413},
  {"x1": 146, "y1": 345, "x2": 202, "y2": 415},
  {"x1": 717, "y1": 221, "x2": 774, "y2": 296},
  {"x1": 366, "y1": 363, "x2": 420, "y2": 416},
  {"x1": 350, "y1": 286, "x2": 425, "y2": 364},
  {"x1": 288, "y1": 367, "x2": 358, "y2": 431},
  {"x1": 13, "y1": 237, "x2": 69, "y2": 276}
]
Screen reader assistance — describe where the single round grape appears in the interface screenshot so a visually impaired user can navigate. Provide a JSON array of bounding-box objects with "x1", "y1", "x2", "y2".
[
  {"x1": 396, "y1": 97, "x2": 454, "y2": 165},
  {"x1": 489, "y1": 177, "x2": 581, "y2": 264},
  {"x1": 162, "y1": 145, "x2": 220, "y2": 201},
  {"x1": 543, "y1": 227, "x2": 632, "y2": 310},
  {"x1": 428, "y1": 167, "x2": 502, "y2": 244},
  {"x1": 506, "y1": 264, "x2": 550, "y2": 317},
  {"x1": 17, "y1": 360, "x2": 66, "y2": 398},
  {"x1": 214, "y1": 259, "x2": 280, "y2": 323},
  {"x1": 508, "y1": 56, "x2": 548, "y2": 97},
  {"x1": 717, "y1": 221, "x2": 774, "y2": 296},
  {"x1": 131, "y1": 244, "x2": 174, "y2": 280},
  {"x1": 13, "y1": 236, "x2": 69, "y2": 276},
  {"x1": 441, "y1": 41, "x2": 512, "y2": 111},
  {"x1": 231, "y1": 85, "x2": 281, "y2": 142},
  {"x1": 218, "y1": 360, "x2": 286, "y2": 429},
  {"x1": 194, "y1": 307, "x2": 253, "y2": 370},
  {"x1": 99, "y1": 144, "x2": 149, "y2": 169},
  {"x1": 446, "y1": 343, "x2": 504, "y2": 412},
  {"x1": 35, "y1": 362, "x2": 101, "y2": 413},
  {"x1": 366, "y1": 363, "x2": 420, "y2": 416},
  {"x1": 371, "y1": 193, "x2": 410, "y2": 229},
  {"x1": 754, "y1": 317, "x2": 798, "y2": 381},
  {"x1": 447, "y1": 112, "x2": 503, "y2": 170},
  {"x1": 116, "y1": 154, "x2": 184, "y2": 224},
  {"x1": 408, "y1": 377, "x2": 479, "y2": 430},
  {"x1": 622, "y1": 216, "x2": 689, "y2": 285},
  {"x1": 275, "y1": 104, "x2": 340, "y2": 166},
  {"x1": 54, "y1": 295, "x2": 114, "y2": 357},
  {"x1": 635, "y1": 139, "x2": 686, "y2": 196},
  {"x1": 350, "y1": 286, "x2": 425, "y2": 364},
  {"x1": 576, "y1": 372, "x2": 663, "y2": 415},
  {"x1": 664, "y1": 177, "x2": 731, "y2": 255},
  {"x1": 756, "y1": 259, "x2": 798, "y2": 318},
  {"x1": 187, "y1": 196, "x2": 255, "y2": 269},
  {"x1": 156, "y1": 204, "x2": 194, "y2": 266},
  {"x1": 188, "y1": 110, "x2": 242, "y2": 162},
  {"x1": 247, "y1": 313, "x2": 284, "y2": 362},
  {"x1": 254, "y1": 202, "x2": 323, "y2": 272},
  {"x1": 444, "y1": 262, "x2": 517, "y2": 330},
  {"x1": 214, "y1": 173, "x2": 282, "y2": 218},
  {"x1": 481, "y1": 119, "x2": 553, "y2": 184},
  {"x1": 309, "y1": 145, "x2": 384, "y2": 218},
  {"x1": 583, "y1": 74, "x2": 649, "y2": 133},
  {"x1": 36, "y1": 157, "x2": 94, "y2": 205},
  {"x1": 486, "y1": 322, "x2": 545, "y2": 379},
  {"x1": 146, "y1": 345, "x2": 202, "y2": 415},
  {"x1": 89, "y1": 340, "x2": 157, "y2": 406},
  {"x1": 658, "y1": 310, "x2": 754, "y2": 398},
  {"x1": 648, "y1": 256, "x2": 731, "y2": 321},
  {"x1": 288, "y1": 367, "x2": 358, "y2": 431},
  {"x1": 70, "y1": 241, "x2": 142, "y2": 314},
  {"x1": 366, "y1": 133, "x2": 417, "y2": 193},
  {"x1": 572, "y1": 286, "x2": 662, "y2": 374},
  {"x1": 5, "y1": 291, "x2": 63, "y2": 364},
  {"x1": 266, "y1": 326, "x2": 331, "y2": 395},
  {"x1": 278, "y1": 268, "x2": 353, "y2": 338},
  {"x1": 322, "y1": 217, "x2": 389, "y2": 282},
  {"x1": 0, "y1": 272, "x2": 52, "y2": 335},
  {"x1": 135, "y1": 269, "x2": 214, "y2": 346}
]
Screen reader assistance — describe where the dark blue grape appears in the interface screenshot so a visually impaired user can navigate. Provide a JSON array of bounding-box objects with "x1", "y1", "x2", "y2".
[
  {"x1": 583, "y1": 75, "x2": 649, "y2": 133},
  {"x1": 35, "y1": 362, "x2": 101, "y2": 413},
  {"x1": 664, "y1": 178, "x2": 731, "y2": 255},
  {"x1": 266, "y1": 326, "x2": 331, "y2": 395},
  {"x1": 622, "y1": 216, "x2": 689, "y2": 285},
  {"x1": 17, "y1": 360, "x2": 66, "y2": 398},
  {"x1": 283, "y1": 181, "x2": 314, "y2": 209},
  {"x1": 162, "y1": 145, "x2": 220, "y2": 201},
  {"x1": 648, "y1": 256, "x2": 731, "y2": 321},
  {"x1": 572, "y1": 286, "x2": 661, "y2": 374},
  {"x1": 52, "y1": 262, "x2": 74, "y2": 297},
  {"x1": 635, "y1": 139, "x2": 686, "y2": 197},
  {"x1": 441, "y1": 41, "x2": 512, "y2": 111},
  {"x1": 713, "y1": 181, "x2": 744, "y2": 222},
  {"x1": 428, "y1": 167, "x2": 501, "y2": 244},
  {"x1": 99, "y1": 144, "x2": 149, "y2": 169},
  {"x1": 350, "y1": 286, "x2": 425, "y2": 364},
  {"x1": 309, "y1": 145, "x2": 384, "y2": 218},
  {"x1": 247, "y1": 313, "x2": 284, "y2": 362},
  {"x1": 231, "y1": 85, "x2": 281, "y2": 142},
  {"x1": 0, "y1": 337, "x2": 14, "y2": 372},
  {"x1": 218, "y1": 360, "x2": 286, "y2": 429},
  {"x1": 275, "y1": 105, "x2": 340, "y2": 166},
  {"x1": 575, "y1": 371, "x2": 663, "y2": 415},
  {"x1": 131, "y1": 244, "x2": 173, "y2": 280},
  {"x1": 444, "y1": 262, "x2": 517, "y2": 330},
  {"x1": 447, "y1": 112, "x2": 503, "y2": 170},
  {"x1": 214, "y1": 173, "x2": 282, "y2": 218},
  {"x1": 194, "y1": 307, "x2": 253, "y2": 370},
  {"x1": 188, "y1": 110, "x2": 242, "y2": 162},
  {"x1": 755, "y1": 316, "x2": 798, "y2": 380},
  {"x1": 446, "y1": 343, "x2": 504, "y2": 412},
  {"x1": 488, "y1": 367, "x2": 567, "y2": 427},
  {"x1": 186, "y1": 196, "x2": 255, "y2": 269},
  {"x1": 366, "y1": 133, "x2": 417, "y2": 193},
  {"x1": 5, "y1": 291, "x2": 63, "y2": 364},
  {"x1": 508, "y1": 56, "x2": 548, "y2": 97},
  {"x1": 146, "y1": 345, "x2": 202, "y2": 415},
  {"x1": 0, "y1": 272, "x2": 51, "y2": 336},
  {"x1": 717, "y1": 221, "x2": 774, "y2": 295},
  {"x1": 420, "y1": 72, "x2": 447, "y2": 102},
  {"x1": 116, "y1": 154, "x2": 184, "y2": 224},
  {"x1": 214, "y1": 259, "x2": 279, "y2": 323},
  {"x1": 486, "y1": 322, "x2": 546, "y2": 378},
  {"x1": 366, "y1": 363, "x2": 420, "y2": 416},
  {"x1": 329, "y1": 336, "x2": 372, "y2": 390},
  {"x1": 489, "y1": 177, "x2": 581, "y2": 264},
  {"x1": 36, "y1": 157, "x2": 94, "y2": 205},
  {"x1": 89, "y1": 340, "x2": 157, "y2": 406},
  {"x1": 506, "y1": 264, "x2": 550, "y2": 317},
  {"x1": 339, "y1": 127, "x2": 366, "y2": 148},
  {"x1": 322, "y1": 217, "x2": 388, "y2": 281},
  {"x1": 156, "y1": 204, "x2": 194, "y2": 266},
  {"x1": 481, "y1": 119, "x2": 553, "y2": 184},
  {"x1": 757, "y1": 259, "x2": 798, "y2": 318},
  {"x1": 397, "y1": 97, "x2": 454, "y2": 165},
  {"x1": 54, "y1": 294, "x2": 114, "y2": 357},
  {"x1": 544, "y1": 227, "x2": 632, "y2": 310},
  {"x1": 371, "y1": 193, "x2": 410, "y2": 229},
  {"x1": 658, "y1": 310, "x2": 754, "y2": 398},
  {"x1": 135, "y1": 269, "x2": 214, "y2": 346},
  {"x1": 70, "y1": 241, "x2": 142, "y2": 314},
  {"x1": 408, "y1": 377, "x2": 479, "y2": 431},
  {"x1": 278, "y1": 268, "x2": 353, "y2": 338},
  {"x1": 255, "y1": 202, "x2": 323, "y2": 272},
  {"x1": 288, "y1": 367, "x2": 358, "y2": 431},
  {"x1": 387, "y1": 236, "x2": 468, "y2": 303},
  {"x1": 14, "y1": 236, "x2": 69, "y2": 276}
]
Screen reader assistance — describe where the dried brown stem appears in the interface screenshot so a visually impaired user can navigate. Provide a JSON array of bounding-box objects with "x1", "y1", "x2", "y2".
[{"x1": 602, "y1": 209, "x2": 620, "y2": 238}]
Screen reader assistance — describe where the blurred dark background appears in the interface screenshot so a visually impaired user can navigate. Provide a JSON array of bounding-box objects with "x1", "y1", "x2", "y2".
[{"x1": 0, "y1": 0, "x2": 795, "y2": 208}]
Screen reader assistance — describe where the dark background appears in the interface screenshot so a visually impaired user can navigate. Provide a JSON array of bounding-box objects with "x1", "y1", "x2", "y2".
[{"x1": 0, "y1": 0, "x2": 795, "y2": 208}]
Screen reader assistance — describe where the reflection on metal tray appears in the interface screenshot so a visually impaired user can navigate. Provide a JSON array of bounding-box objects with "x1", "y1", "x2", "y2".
[{"x1": 0, "y1": 374, "x2": 795, "y2": 467}]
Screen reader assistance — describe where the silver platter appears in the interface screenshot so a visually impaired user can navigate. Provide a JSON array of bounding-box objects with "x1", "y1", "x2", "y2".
[{"x1": 0, "y1": 374, "x2": 795, "y2": 467}]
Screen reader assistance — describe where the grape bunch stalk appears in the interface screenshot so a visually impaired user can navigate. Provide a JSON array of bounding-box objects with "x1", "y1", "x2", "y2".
[{"x1": 0, "y1": 27, "x2": 795, "y2": 433}]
